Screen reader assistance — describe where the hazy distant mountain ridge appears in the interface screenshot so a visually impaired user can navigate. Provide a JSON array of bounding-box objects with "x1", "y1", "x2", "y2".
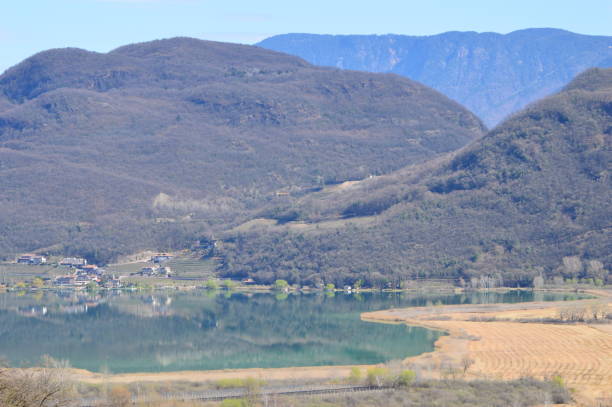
[
  {"x1": 0, "y1": 38, "x2": 484, "y2": 261},
  {"x1": 258, "y1": 28, "x2": 612, "y2": 126}
]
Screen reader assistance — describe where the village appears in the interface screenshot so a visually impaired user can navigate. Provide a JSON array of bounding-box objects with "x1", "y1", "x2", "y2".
[{"x1": 13, "y1": 252, "x2": 176, "y2": 289}]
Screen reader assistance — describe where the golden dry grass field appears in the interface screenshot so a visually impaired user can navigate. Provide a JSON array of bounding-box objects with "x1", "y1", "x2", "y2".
[
  {"x1": 72, "y1": 365, "x2": 358, "y2": 385},
  {"x1": 362, "y1": 292, "x2": 612, "y2": 406}
]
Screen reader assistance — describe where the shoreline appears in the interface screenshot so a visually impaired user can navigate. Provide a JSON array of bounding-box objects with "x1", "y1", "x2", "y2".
[
  {"x1": 1, "y1": 280, "x2": 601, "y2": 295},
  {"x1": 9, "y1": 288, "x2": 609, "y2": 404}
]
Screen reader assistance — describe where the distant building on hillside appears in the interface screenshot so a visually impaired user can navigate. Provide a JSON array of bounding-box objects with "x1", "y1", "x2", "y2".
[
  {"x1": 151, "y1": 253, "x2": 173, "y2": 263},
  {"x1": 80, "y1": 264, "x2": 99, "y2": 274},
  {"x1": 17, "y1": 254, "x2": 47, "y2": 265},
  {"x1": 139, "y1": 267, "x2": 158, "y2": 276},
  {"x1": 136, "y1": 266, "x2": 171, "y2": 277},
  {"x1": 103, "y1": 276, "x2": 122, "y2": 289},
  {"x1": 60, "y1": 257, "x2": 88, "y2": 267},
  {"x1": 74, "y1": 274, "x2": 93, "y2": 286}
]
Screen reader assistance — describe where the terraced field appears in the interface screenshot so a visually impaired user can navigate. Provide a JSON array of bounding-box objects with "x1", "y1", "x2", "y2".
[
  {"x1": 363, "y1": 294, "x2": 612, "y2": 405},
  {"x1": 110, "y1": 256, "x2": 217, "y2": 280},
  {"x1": 164, "y1": 257, "x2": 216, "y2": 279}
]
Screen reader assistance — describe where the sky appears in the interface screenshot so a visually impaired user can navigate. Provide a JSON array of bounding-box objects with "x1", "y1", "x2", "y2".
[{"x1": 1, "y1": 0, "x2": 611, "y2": 73}]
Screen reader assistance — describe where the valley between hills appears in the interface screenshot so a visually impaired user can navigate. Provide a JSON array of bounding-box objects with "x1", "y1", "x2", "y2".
[{"x1": 0, "y1": 31, "x2": 611, "y2": 407}]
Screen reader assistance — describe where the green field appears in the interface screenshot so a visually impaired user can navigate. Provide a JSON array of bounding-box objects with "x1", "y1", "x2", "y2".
[{"x1": 0, "y1": 263, "x2": 72, "y2": 285}]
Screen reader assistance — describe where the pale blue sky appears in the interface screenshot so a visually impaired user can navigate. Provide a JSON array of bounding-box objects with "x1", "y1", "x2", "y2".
[{"x1": 1, "y1": 0, "x2": 611, "y2": 73}]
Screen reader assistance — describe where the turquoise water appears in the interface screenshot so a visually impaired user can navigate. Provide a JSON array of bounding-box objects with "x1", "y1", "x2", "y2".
[{"x1": 0, "y1": 290, "x2": 583, "y2": 373}]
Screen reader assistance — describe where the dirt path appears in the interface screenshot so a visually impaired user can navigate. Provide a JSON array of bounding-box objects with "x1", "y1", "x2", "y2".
[{"x1": 362, "y1": 294, "x2": 612, "y2": 406}]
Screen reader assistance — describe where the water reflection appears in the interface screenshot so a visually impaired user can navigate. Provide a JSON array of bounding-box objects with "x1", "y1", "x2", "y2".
[{"x1": 0, "y1": 290, "x2": 583, "y2": 373}]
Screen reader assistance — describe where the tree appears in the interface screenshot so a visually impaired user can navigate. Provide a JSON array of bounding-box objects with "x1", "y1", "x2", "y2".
[
  {"x1": 325, "y1": 283, "x2": 335, "y2": 291},
  {"x1": 85, "y1": 281, "x2": 98, "y2": 292},
  {"x1": 15, "y1": 282, "x2": 27, "y2": 290},
  {"x1": 273, "y1": 279, "x2": 289, "y2": 291},
  {"x1": 243, "y1": 377, "x2": 262, "y2": 406},
  {"x1": 205, "y1": 279, "x2": 219, "y2": 290},
  {"x1": 562, "y1": 256, "x2": 582, "y2": 277},
  {"x1": 461, "y1": 356, "x2": 475, "y2": 375},
  {"x1": 0, "y1": 356, "x2": 73, "y2": 407},
  {"x1": 532, "y1": 275, "x2": 544, "y2": 289},
  {"x1": 221, "y1": 280, "x2": 236, "y2": 290},
  {"x1": 366, "y1": 367, "x2": 390, "y2": 387},
  {"x1": 31, "y1": 277, "x2": 45, "y2": 289},
  {"x1": 590, "y1": 302, "x2": 609, "y2": 320}
]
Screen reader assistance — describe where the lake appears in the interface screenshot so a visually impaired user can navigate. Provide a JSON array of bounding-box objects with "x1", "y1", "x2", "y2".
[{"x1": 0, "y1": 289, "x2": 583, "y2": 373}]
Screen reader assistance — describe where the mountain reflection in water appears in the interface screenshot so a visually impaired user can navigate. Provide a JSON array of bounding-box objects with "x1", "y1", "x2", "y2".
[{"x1": 0, "y1": 289, "x2": 583, "y2": 373}]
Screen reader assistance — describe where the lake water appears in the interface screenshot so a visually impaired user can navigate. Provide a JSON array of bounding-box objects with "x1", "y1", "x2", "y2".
[{"x1": 0, "y1": 289, "x2": 583, "y2": 373}]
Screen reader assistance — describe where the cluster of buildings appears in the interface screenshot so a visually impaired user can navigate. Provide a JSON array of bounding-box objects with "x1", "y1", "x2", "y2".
[
  {"x1": 14, "y1": 251, "x2": 178, "y2": 288},
  {"x1": 59, "y1": 257, "x2": 88, "y2": 267},
  {"x1": 136, "y1": 265, "x2": 172, "y2": 277},
  {"x1": 54, "y1": 260, "x2": 122, "y2": 288},
  {"x1": 151, "y1": 253, "x2": 174, "y2": 263},
  {"x1": 132, "y1": 253, "x2": 175, "y2": 278}
]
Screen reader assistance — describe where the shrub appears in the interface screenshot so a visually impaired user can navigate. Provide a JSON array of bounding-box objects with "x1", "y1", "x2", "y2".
[
  {"x1": 366, "y1": 367, "x2": 391, "y2": 387},
  {"x1": 551, "y1": 375, "x2": 564, "y2": 388},
  {"x1": 221, "y1": 399, "x2": 248, "y2": 407},
  {"x1": 215, "y1": 378, "x2": 245, "y2": 389},
  {"x1": 85, "y1": 282, "x2": 99, "y2": 292},
  {"x1": 0, "y1": 356, "x2": 74, "y2": 407},
  {"x1": 221, "y1": 280, "x2": 237, "y2": 290},
  {"x1": 205, "y1": 279, "x2": 219, "y2": 290},
  {"x1": 395, "y1": 369, "x2": 416, "y2": 387},
  {"x1": 215, "y1": 378, "x2": 265, "y2": 389},
  {"x1": 108, "y1": 386, "x2": 131, "y2": 407},
  {"x1": 348, "y1": 367, "x2": 362, "y2": 384},
  {"x1": 550, "y1": 375, "x2": 571, "y2": 404}
]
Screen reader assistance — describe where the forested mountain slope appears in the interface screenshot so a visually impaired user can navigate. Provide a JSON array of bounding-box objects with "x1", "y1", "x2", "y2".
[
  {"x1": 218, "y1": 68, "x2": 612, "y2": 287},
  {"x1": 259, "y1": 29, "x2": 612, "y2": 126},
  {"x1": 0, "y1": 38, "x2": 484, "y2": 262}
]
